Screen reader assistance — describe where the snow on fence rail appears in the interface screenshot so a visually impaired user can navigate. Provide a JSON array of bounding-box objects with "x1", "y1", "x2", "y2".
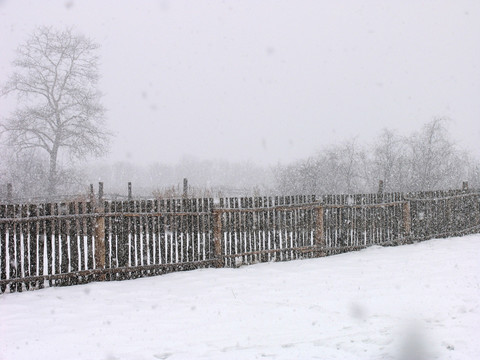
[{"x1": 1, "y1": 185, "x2": 479, "y2": 294}]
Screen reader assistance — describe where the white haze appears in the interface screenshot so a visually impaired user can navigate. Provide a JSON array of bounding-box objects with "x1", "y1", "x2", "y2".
[{"x1": 1, "y1": 0, "x2": 479, "y2": 170}]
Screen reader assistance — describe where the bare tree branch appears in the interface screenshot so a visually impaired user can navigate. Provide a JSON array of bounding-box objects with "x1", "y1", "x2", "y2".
[{"x1": 1, "y1": 26, "x2": 112, "y2": 195}]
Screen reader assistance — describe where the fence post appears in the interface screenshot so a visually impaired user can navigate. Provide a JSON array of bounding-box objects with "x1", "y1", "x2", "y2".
[
  {"x1": 378, "y1": 180, "x2": 384, "y2": 195},
  {"x1": 183, "y1": 178, "x2": 188, "y2": 198},
  {"x1": 403, "y1": 201, "x2": 411, "y2": 239},
  {"x1": 213, "y1": 209, "x2": 224, "y2": 268},
  {"x1": 95, "y1": 182, "x2": 106, "y2": 279},
  {"x1": 315, "y1": 206, "x2": 326, "y2": 256},
  {"x1": 89, "y1": 184, "x2": 94, "y2": 201},
  {"x1": 378, "y1": 180, "x2": 384, "y2": 203},
  {"x1": 128, "y1": 182, "x2": 132, "y2": 200}
]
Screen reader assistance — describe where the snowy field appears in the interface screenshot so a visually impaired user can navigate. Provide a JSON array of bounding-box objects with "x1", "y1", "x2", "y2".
[{"x1": 1, "y1": 235, "x2": 479, "y2": 360}]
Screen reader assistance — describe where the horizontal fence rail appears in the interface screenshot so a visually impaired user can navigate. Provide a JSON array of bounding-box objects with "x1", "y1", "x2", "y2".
[{"x1": 1, "y1": 187, "x2": 479, "y2": 294}]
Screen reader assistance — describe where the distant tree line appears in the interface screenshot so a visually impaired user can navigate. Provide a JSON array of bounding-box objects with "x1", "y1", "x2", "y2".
[
  {"x1": 274, "y1": 119, "x2": 480, "y2": 195},
  {"x1": 0, "y1": 156, "x2": 274, "y2": 201},
  {"x1": 2, "y1": 118, "x2": 479, "y2": 201},
  {"x1": 83, "y1": 157, "x2": 274, "y2": 198}
]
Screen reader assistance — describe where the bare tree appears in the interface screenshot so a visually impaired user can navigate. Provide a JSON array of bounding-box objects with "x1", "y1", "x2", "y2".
[
  {"x1": 274, "y1": 138, "x2": 368, "y2": 195},
  {"x1": 1, "y1": 26, "x2": 111, "y2": 195},
  {"x1": 329, "y1": 139, "x2": 367, "y2": 193},
  {"x1": 371, "y1": 129, "x2": 408, "y2": 192},
  {"x1": 406, "y1": 118, "x2": 461, "y2": 190},
  {"x1": 273, "y1": 120, "x2": 479, "y2": 195}
]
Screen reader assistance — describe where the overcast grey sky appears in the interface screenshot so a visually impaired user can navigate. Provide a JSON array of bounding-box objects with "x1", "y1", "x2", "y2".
[{"x1": 1, "y1": 0, "x2": 479, "y2": 166}]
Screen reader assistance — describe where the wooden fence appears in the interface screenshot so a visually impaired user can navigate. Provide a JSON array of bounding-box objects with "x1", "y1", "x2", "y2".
[{"x1": 1, "y1": 185, "x2": 479, "y2": 294}]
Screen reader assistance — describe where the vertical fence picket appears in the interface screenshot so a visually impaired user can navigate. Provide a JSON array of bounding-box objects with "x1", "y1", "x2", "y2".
[
  {"x1": 199, "y1": 198, "x2": 205, "y2": 260},
  {"x1": 44, "y1": 203, "x2": 53, "y2": 287},
  {"x1": 179, "y1": 199, "x2": 185, "y2": 264},
  {"x1": 150, "y1": 200, "x2": 158, "y2": 272},
  {"x1": 191, "y1": 199, "x2": 198, "y2": 263},
  {"x1": 182, "y1": 200, "x2": 188, "y2": 264},
  {"x1": 51, "y1": 203, "x2": 59, "y2": 285},
  {"x1": 0, "y1": 185, "x2": 479, "y2": 293},
  {"x1": 184, "y1": 200, "x2": 189, "y2": 264},
  {"x1": 266, "y1": 197, "x2": 272, "y2": 262},
  {"x1": 259, "y1": 197, "x2": 265, "y2": 261},
  {"x1": 28, "y1": 204, "x2": 37, "y2": 289},
  {"x1": 250, "y1": 197, "x2": 256, "y2": 263},
  {"x1": 0, "y1": 205, "x2": 6, "y2": 293},
  {"x1": 146, "y1": 200, "x2": 154, "y2": 271},
  {"x1": 78, "y1": 202, "x2": 86, "y2": 280},
  {"x1": 199, "y1": 199, "x2": 206, "y2": 262},
  {"x1": 119, "y1": 201, "x2": 129, "y2": 278},
  {"x1": 315, "y1": 206, "x2": 325, "y2": 256},
  {"x1": 166, "y1": 201, "x2": 172, "y2": 264},
  {"x1": 124, "y1": 201, "x2": 131, "y2": 272},
  {"x1": 272, "y1": 197, "x2": 278, "y2": 261},
  {"x1": 230, "y1": 206, "x2": 236, "y2": 267},
  {"x1": 257, "y1": 198, "x2": 264, "y2": 262},
  {"x1": 305, "y1": 203, "x2": 311, "y2": 258},
  {"x1": 239, "y1": 198, "x2": 246, "y2": 264},
  {"x1": 174, "y1": 199, "x2": 180, "y2": 264},
  {"x1": 132, "y1": 200, "x2": 139, "y2": 270},
  {"x1": 86, "y1": 201, "x2": 94, "y2": 275},
  {"x1": 109, "y1": 201, "x2": 117, "y2": 277},
  {"x1": 292, "y1": 198, "x2": 299, "y2": 259},
  {"x1": 207, "y1": 198, "x2": 214, "y2": 261},
  {"x1": 232, "y1": 198, "x2": 239, "y2": 266},
  {"x1": 159, "y1": 200, "x2": 166, "y2": 265},
  {"x1": 60, "y1": 203, "x2": 69, "y2": 285},
  {"x1": 243, "y1": 198, "x2": 250, "y2": 264},
  {"x1": 308, "y1": 204, "x2": 315, "y2": 257},
  {"x1": 37, "y1": 203, "x2": 46, "y2": 289},
  {"x1": 6, "y1": 204, "x2": 14, "y2": 292},
  {"x1": 166, "y1": 200, "x2": 173, "y2": 264},
  {"x1": 104, "y1": 201, "x2": 113, "y2": 280},
  {"x1": 69, "y1": 203, "x2": 78, "y2": 283},
  {"x1": 139, "y1": 201, "x2": 146, "y2": 270},
  {"x1": 73, "y1": 202, "x2": 80, "y2": 275},
  {"x1": 19, "y1": 204, "x2": 28, "y2": 290},
  {"x1": 145, "y1": 200, "x2": 151, "y2": 270},
  {"x1": 176, "y1": 199, "x2": 182, "y2": 263},
  {"x1": 189, "y1": 199, "x2": 195, "y2": 264},
  {"x1": 14, "y1": 204, "x2": 23, "y2": 292},
  {"x1": 279, "y1": 196, "x2": 286, "y2": 261},
  {"x1": 200, "y1": 199, "x2": 206, "y2": 261}
]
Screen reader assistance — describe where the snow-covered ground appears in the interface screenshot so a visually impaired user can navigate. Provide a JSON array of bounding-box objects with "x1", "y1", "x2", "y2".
[{"x1": 1, "y1": 235, "x2": 479, "y2": 360}]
